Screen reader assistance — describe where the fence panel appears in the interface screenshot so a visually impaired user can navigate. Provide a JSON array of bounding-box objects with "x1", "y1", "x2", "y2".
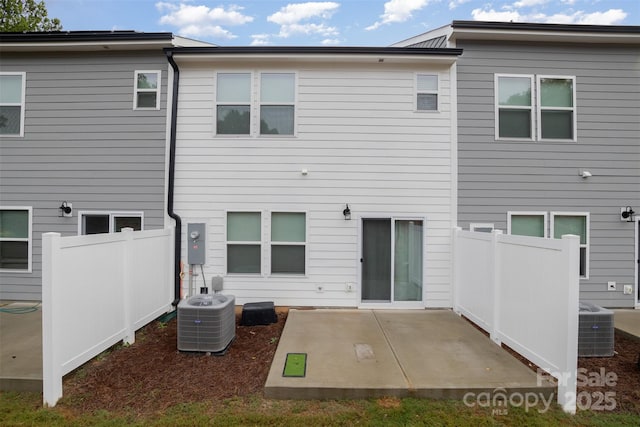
[
  {"x1": 42, "y1": 227, "x2": 174, "y2": 407},
  {"x1": 453, "y1": 228, "x2": 580, "y2": 413}
]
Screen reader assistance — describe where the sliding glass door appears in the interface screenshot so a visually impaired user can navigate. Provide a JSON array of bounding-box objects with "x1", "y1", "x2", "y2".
[{"x1": 361, "y1": 218, "x2": 423, "y2": 303}]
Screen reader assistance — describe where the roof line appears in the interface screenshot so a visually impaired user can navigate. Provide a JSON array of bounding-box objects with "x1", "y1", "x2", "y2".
[
  {"x1": 0, "y1": 31, "x2": 174, "y2": 43},
  {"x1": 452, "y1": 20, "x2": 640, "y2": 33},
  {"x1": 165, "y1": 46, "x2": 463, "y2": 56}
]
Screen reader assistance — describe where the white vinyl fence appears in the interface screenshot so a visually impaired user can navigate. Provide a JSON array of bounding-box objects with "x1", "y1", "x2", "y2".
[
  {"x1": 42, "y1": 227, "x2": 174, "y2": 407},
  {"x1": 453, "y1": 228, "x2": 580, "y2": 413}
]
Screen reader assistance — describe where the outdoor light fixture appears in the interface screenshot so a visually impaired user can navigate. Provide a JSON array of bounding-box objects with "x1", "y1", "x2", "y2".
[
  {"x1": 59, "y1": 201, "x2": 72, "y2": 217},
  {"x1": 343, "y1": 204, "x2": 351, "y2": 220},
  {"x1": 620, "y1": 206, "x2": 635, "y2": 222}
]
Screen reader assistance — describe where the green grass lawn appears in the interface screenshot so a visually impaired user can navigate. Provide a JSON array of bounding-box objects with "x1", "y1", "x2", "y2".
[{"x1": 1, "y1": 391, "x2": 638, "y2": 427}]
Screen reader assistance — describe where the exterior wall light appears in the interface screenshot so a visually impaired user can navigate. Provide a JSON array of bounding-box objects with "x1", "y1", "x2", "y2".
[
  {"x1": 343, "y1": 204, "x2": 351, "y2": 220},
  {"x1": 620, "y1": 206, "x2": 635, "y2": 222},
  {"x1": 59, "y1": 201, "x2": 73, "y2": 218}
]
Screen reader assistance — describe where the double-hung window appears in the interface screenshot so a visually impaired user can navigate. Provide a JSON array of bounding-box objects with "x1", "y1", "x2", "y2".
[
  {"x1": 0, "y1": 72, "x2": 26, "y2": 137},
  {"x1": 507, "y1": 212, "x2": 547, "y2": 237},
  {"x1": 227, "y1": 212, "x2": 261, "y2": 274},
  {"x1": 260, "y1": 73, "x2": 295, "y2": 135},
  {"x1": 216, "y1": 73, "x2": 252, "y2": 135},
  {"x1": 538, "y1": 76, "x2": 576, "y2": 141},
  {"x1": 0, "y1": 207, "x2": 31, "y2": 271},
  {"x1": 496, "y1": 75, "x2": 533, "y2": 139},
  {"x1": 551, "y1": 213, "x2": 589, "y2": 278},
  {"x1": 79, "y1": 212, "x2": 143, "y2": 235},
  {"x1": 495, "y1": 74, "x2": 576, "y2": 141},
  {"x1": 416, "y1": 74, "x2": 438, "y2": 111},
  {"x1": 271, "y1": 212, "x2": 306, "y2": 274},
  {"x1": 134, "y1": 71, "x2": 160, "y2": 110}
]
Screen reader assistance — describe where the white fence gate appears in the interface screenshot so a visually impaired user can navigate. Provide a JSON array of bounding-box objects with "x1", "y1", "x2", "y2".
[
  {"x1": 453, "y1": 228, "x2": 580, "y2": 413},
  {"x1": 42, "y1": 227, "x2": 174, "y2": 407}
]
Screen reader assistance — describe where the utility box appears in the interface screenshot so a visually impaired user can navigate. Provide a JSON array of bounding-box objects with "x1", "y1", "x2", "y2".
[{"x1": 187, "y1": 223, "x2": 206, "y2": 265}]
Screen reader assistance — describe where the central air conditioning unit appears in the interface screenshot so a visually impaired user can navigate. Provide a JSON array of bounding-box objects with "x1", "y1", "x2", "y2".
[
  {"x1": 578, "y1": 302, "x2": 614, "y2": 357},
  {"x1": 178, "y1": 294, "x2": 236, "y2": 354}
]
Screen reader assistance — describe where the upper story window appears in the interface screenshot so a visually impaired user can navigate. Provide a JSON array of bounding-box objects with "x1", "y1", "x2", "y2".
[
  {"x1": 0, "y1": 207, "x2": 31, "y2": 272},
  {"x1": 79, "y1": 211, "x2": 143, "y2": 235},
  {"x1": 260, "y1": 73, "x2": 295, "y2": 135},
  {"x1": 0, "y1": 72, "x2": 26, "y2": 137},
  {"x1": 496, "y1": 75, "x2": 533, "y2": 139},
  {"x1": 538, "y1": 76, "x2": 576, "y2": 141},
  {"x1": 216, "y1": 73, "x2": 251, "y2": 135},
  {"x1": 416, "y1": 74, "x2": 438, "y2": 111},
  {"x1": 215, "y1": 71, "x2": 296, "y2": 137},
  {"x1": 134, "y1": 71, "x2": 161, "y2": 110},
  {"x1": 495, "y1": 74, "x2": 576, "y2": 142}
]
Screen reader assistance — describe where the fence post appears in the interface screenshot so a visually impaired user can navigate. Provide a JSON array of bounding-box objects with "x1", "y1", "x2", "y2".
[
  {"x1": 452, "y1": 227, "x2": 462, "y2": 314},
  {"x1": 122, "y1": 228, "x2": 135, "y2": 345},
  {"x1": 42, "y1": 232, "x2": 63, "y2": 407},
  {"x1": 490, "y1": 229, "x2": 503, "y2": 346},
  {"x1": 557, "y1": 234, "x2": 580, "y2": 414}
]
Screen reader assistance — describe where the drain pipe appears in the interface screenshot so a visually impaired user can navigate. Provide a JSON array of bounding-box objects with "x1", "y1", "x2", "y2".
[{"x1": 166, "y1": 49, "x2": 182, "y2": 307}]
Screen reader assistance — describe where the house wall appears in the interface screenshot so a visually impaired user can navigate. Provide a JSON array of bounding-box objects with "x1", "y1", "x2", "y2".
[
  {"x1": 0, "y1": 51, "x2": 169, "y2": 301},
  {"x1": 455, "y1": 40, "x2": 640, "y2": 307},
  {"x1": 174, "y1": 59, "x2": 456, "y2": 307}
]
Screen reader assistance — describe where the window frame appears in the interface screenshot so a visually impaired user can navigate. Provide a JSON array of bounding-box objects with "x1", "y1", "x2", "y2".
[
  {"x1": 225, "y1": 211, "x2": 263, "y2": 275},
  {"x1": 494, "y1": 74, "x2": 534, "y2": 141},
  {"x1": 536, "y1": 75, "x2": 577, "y2": 142},
  {"x1": 415, "y1": 73, "x2": 439, "y2": 112},
  {"x1": 470, "y1": 223, "x2": 495, "y2": 233},
  {"x1": 551, "y1": 212, "x2": 589, "y2": 279},
  {"x1": 133, "y1": 70, "x2": 161, "y2": 110},
  {"x1": 78, "y1": 211, "x2": 144, "y2": 235},
  {"x1": 215, "y1": 71, "x2": 253, "y2": 136},
  {"x1": 269, "y1": 211, "x2": 307, "y2": 276},
  {"x1": 258, "y1": 72, "x2": 297, "y2": 136},
  {"x1": 507, "y1": 211, "x2": 548, "y2": 238},
  {"x1": 0, "y1": 206, "x2": 32, "y2": 273},
  {"x1": 0, "y1": 72, "x2": 26, "y2": 137}
]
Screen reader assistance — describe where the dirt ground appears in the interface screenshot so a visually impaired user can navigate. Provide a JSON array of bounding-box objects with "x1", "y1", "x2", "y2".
[{"x1": 61, "y1": 309, "x2": 640, "y2": 415}]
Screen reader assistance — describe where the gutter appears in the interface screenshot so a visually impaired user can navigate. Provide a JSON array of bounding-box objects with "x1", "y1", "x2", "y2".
[{"x1": 165, "y1": 50, "x2": 182, "y2": 306}]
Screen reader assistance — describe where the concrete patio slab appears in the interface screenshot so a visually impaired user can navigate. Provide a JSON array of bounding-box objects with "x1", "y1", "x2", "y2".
[
  {"x1": 613, "y1": 309, "x2": 640, "y2": 340},
  {"x1": 0, "y1": 302, "x2": 43, "y2": 392},
  {"x1": 265, "y1": 309, "x2": 554, "y2": 400}
]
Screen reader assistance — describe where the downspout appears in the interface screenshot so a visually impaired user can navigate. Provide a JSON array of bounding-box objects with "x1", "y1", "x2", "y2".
[{"x1": 166, "y1": 49, "x2": 182, "y2": 306}]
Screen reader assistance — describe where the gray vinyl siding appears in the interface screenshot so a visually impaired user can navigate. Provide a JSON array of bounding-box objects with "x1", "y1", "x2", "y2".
[
  {"x1": 456, "y1": 40, "x2": 640, "y2": 307},
  {"x1": 0, "y1": 51, "x2": 168, "y2": 301}
]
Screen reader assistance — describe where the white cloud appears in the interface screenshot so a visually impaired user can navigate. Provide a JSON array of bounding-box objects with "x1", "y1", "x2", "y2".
[
  {"x1": 321, "y1": 38, "x2": 341, "y2": 45},
  {"x1": 156, "y1": 2, "x2": 253, "y2": 39},
  {"x1": 267, "y1": 2, "x2": 340, "y2": 39},
  {"x1": 367, "y1": 0, "x2": 430, "y2": 31},
  {"x1": 471, "y1": 6, "x2": 627, "y2": 25},
  {"x1": 512, "y1": 0, "x2": 548, "y2": 8},
  {"x1": 251, "y1": 34, "x2": 271, "y2": 46},
  {"x1": 471, "y1": 8, "x2": 522, "y2": 22},
  {"x1": 448, "y1": 0, "x2": 470, "y2": 11}
]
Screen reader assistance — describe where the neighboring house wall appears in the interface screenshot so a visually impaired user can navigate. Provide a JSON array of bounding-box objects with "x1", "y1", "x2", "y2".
[
  {"x1": 455, "y1": 40, "x2": 640, "y2": 307},
  {"x1": 173, "y1": 58, "x2": 456, "y2": 307},
  {"x1": 0, "y1": 51, "x2": 169, "y2": 300}
]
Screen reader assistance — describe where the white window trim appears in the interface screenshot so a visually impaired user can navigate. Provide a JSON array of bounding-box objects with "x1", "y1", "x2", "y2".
[
  {"x1": 0, "y1": 72, "x2": 26, "y2": 137},
  {"x1": 551, "y1": 211, "x2": 589, "y2": 279},
  {"x1": 225, "y1": 210, "x2": 263, "y2": 276},
  {"x1": 269, "y1": 210, "x2": 307, "y2": 276},
  {"x1": 536, "y1": 75, "x2": 577, "y2": 142},
  {"x1": 77, "y1": 211, "x2": 144, "y2": 235},
  {"x1": 415, "y1": 73, "x2": 439, "y2": 112},
  {"x1": 494, "y1": 74, "x2": 534, "y2": 141},
  {"x1": 507, "y1": 211, "x2": 548, "y2": 237},
  {"x1": 470, "y1": 223, "x2": 495, "y2": 232},
  {"x1": 0, "y1": 206, "x2": 32, "y2": 273},
  {"x1": 258, "y1": 71, "x2": 297, "y2": 137},
  {"x1": 133, "y1": 70, "x2": 161, "y2": 110}
]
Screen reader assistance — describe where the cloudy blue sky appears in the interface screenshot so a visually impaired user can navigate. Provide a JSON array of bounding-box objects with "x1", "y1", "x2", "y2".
[{"x1": 46, "y1": 0, "x2": 640, "y2": 46}]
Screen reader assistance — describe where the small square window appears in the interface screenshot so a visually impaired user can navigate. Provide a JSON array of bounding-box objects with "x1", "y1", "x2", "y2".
[{"x1": 134, "y1": 71, "x2": 160, "y2": 110}]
